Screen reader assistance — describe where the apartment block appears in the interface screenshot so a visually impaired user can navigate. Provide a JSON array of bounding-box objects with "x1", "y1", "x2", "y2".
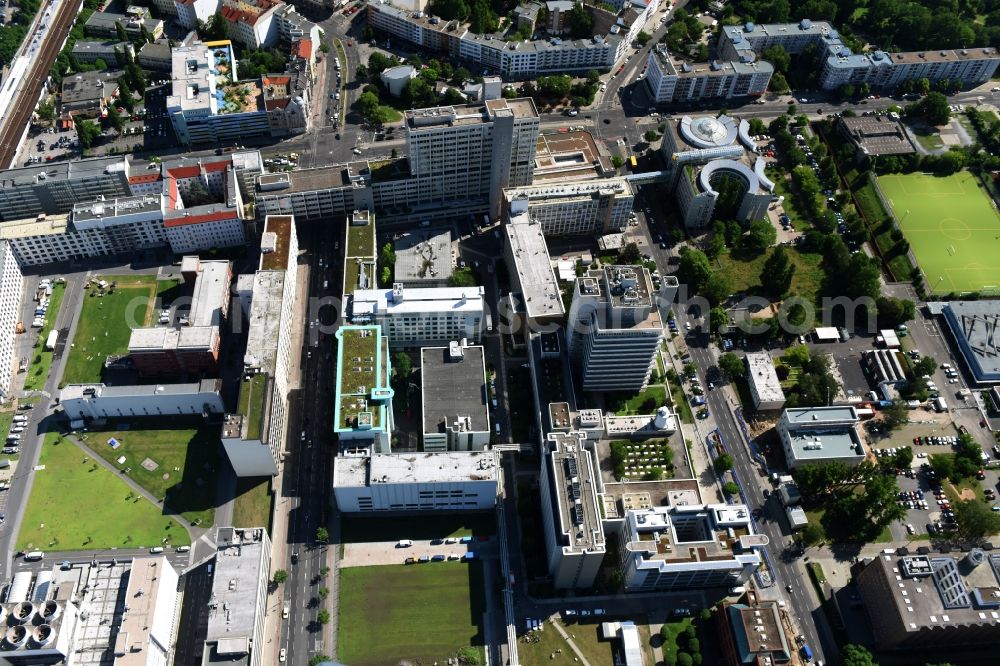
[
  {"x1": 351, "y1": 284, "x2": 485, "y2": 348},
  {"x1": 617, "y1": 504, "x2": 764, "y2": 592},
  {"x1": 567, "y1": 266, "x2": 662, "y2": 392},
  {"x1": 333, "y1": 450, "x2": 499, "y2": 512},
  {"x1": 420, "y1": 340, "x2": 490, "y2": 452},
  {"x1": 174, "y1": 0, "x2": 222, "y2": 29},
  {"x1": 777, "y1": 406, "x2": 866, "y2": 469},
  {"x1": 334, "y1": 325, "x2": 394, "y2": 453},
  {"x1": 71, "y1": 40, "x2": 133, "y2": 66},
  {"x1": 392, "y1": 228, "x2": 453, "y2": 287},
  {"x1": 223, "y1": 215, "x2": 298, "y2": 477},
  {"x1": 540, "y1": 432, "x2": 606, "y2": 589},
  {"x1": 0, "y1": 241, "x2": 23, "y2": 397},
  {"x1": 203, "y1": 528, "x2": 270, "y2": 666},
  {"x1": 645, "y1": 44, "x2": 772, "y2": 104},
  {"x1": 167, "y1": 40, "x2": 272, "y2": 146},
  {"x1": 0, "y1": 156, "x2": 131, "y2": 222},
  {"x1": 138, "y1": 39, "x2": 173, "y2": 71},
  {"x1": 60, "y1": 379, "x2": 225, "y2": 422},
  {"x1": 220, "y1": 0, "x2": 281, "y2": 48},
  {"x1": 503, "y1": 210, "x2": 564, "y2": 323},
  {"x1": 128, "y1": 256, "x2": 231, "y2": 377},
  {"x1": 745, "y1": 351, "x2": 785, "y2": 411},
  {"x1": 503, "y1": 177, "x2": 634, "y2": 237}
]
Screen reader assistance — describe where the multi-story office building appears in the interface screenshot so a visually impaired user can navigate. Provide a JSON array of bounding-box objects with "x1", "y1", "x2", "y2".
[
  {"x1": 60, "y1": 379, "x2": 225, "y2": 422},
  {"x1": 392, "y1": 228, "x2": 453, "y2": 287},
  {"x1": 167, "y1": 40, "x2": 272, "y2": 146},
  {"x1": 420, "y1": 340, "x2": 491, "y2": 451},
  {"x1": 716, "y1": 599, "x2": 793, "y2": 666},
  {"x1": 660, "y1": 114, "x2": 773, "y2": 230},
  {"x1": 254, "y1": 165, "x2": 362, "y2": 221},
  {"x1": 84, "y1": 11, "x2": 164, "y2": 40},
  {"x1": 223, "y1": 215, "x2": 298, "y2": 476},
  {"x1": 939, "y1": 300, "x2": 1000, "y2": 385},
  {"x1": 645, "y1": 44, "x2": 773, "y2": 104},
  {"x1": 174, "y1": 0, "x2": 222, "y2": 29},
  {"x1": 333, "y1": 450, "x2": 499, "y2": 512},
  {"x1": 0, "y1": 241, "x2": 23, "y2": 397},
  {"x1": 351, "y1": 284, "x2": 485, "y2": 348},
  {"x1": 745, "y1": 351, "x2": 785, "y2": 411},
  {"x1": 718, "y1": 19, "x2": 1000, "y2": 91},
  {"x1": 503, "y1": 210, "x2": 564, "y2": 323},
  {"x1": 856, "y1": 551, "x2": 1000, "y2": 650},
  {"x1": 0, "y1": 156, "x2": 132, "y2": 222},
  {"x1": 128, "y1": 256, "x2": 231, "y2": 377},
  {"x1": 404, "y1": 99, "x2": 540, "y2": 219},
  {"x1": 203, "y1": 527, "x2": 270, "y2": 666},
  {"x1": 503, "y1": 177, "x2": 635, "y2": 237},
  {"x1": 567, "y1": 265, "x2": 662, "y2": 392},
  {"x1": 342, "y1": 209, "x2": 377, "y2": 300},
  {"x1": 617, "y1": 504, "x2": 764, "y2": 592},
  {"x1": 334, "y1": 325, "x2": 395, "y2": 453},
  {"x1": 71, "y1": 40, "x2": 133, "y2": 66},
  {"x1": 366, "y1": 0, "x2": 640, "y2": 78},
  {"x1": 540, "y1": 432, "x2": 607, "y2": 589},
  {"x1": 777, "y1": 406, "x2": 866, "y2": 469},
  {"x1": 138, "y1": 39, "x2": 173, "y2": 71}
]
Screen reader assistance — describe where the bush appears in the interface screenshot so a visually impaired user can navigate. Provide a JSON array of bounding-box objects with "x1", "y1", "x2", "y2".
[
  {"x1": 684, "y1": 625, "x2": 696, "y2": 641},
  {"x1": 687, "y1": 638, "x2": 700, "y2": 653},
  {"x1": 700, "y1": 608, "x2": 712, "y2": 621},
  {"x1": 722, "y1": 481, "x2": 740, "y2": 496},
  {"x1": 677, "y1": 653, "x2": 693, "y2": 666}
]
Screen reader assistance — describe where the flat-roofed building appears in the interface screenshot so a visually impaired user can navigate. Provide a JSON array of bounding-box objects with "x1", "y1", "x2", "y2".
[
  {"x1": 863, "y1": 348, "x2": 908, "y2": 391},
  {"x1": 333, "y1": 450, "x2": 499, "y2": 512},
  {"x1": 716, "y1": 599, "x2": 792, "y2": 666},
  {"x1": 645, "y1": 44, "x2": 773, "y2": 104},
  {"x1": 84, "y1": 11, "x2": 164, "y2": 40},
  {"x1": 138, "y1": 39, "x2": 173, "y2": 71},
  {"x1": 174, "y1": 0, "x2": 222, "y2": 29},
  {"x1": 939, "y1": 300, "x2": 1000, "y2": 385},
  {"x1": 128, "y1": 257, "x2": 231, "y2": 377},
  {"x1": 61, "y1": 70, "x2": 120, "y2": 117},
  {"x1": 0, "y1": 155, "x2": 131, "y2": 222},
  {"x1": 203, "y1": 527, "x2": 270, "y2": 666},
  {"x1": 222, "y1": 215, "x2": 298, "y2": 476},
  {"x1": 503, "y1": 177, "x2": 634, "y2": 237},
  {"x1": 0, "y1": 241, "x2": 23, "y2": 397},
  {"x1": 253, "y1": 164, "x2": 361, "y2": 221},
  {"x1": 351, "y1": 284, "x2": 485, "y2": 348},
  {"x1": 567, "y1": 265, "x2": 662, "y2": 392},
  {"x1": 540, "y1": 431, "x2": 607, "y2": 589},
  {"x1": 71, "y1": 40, "x2": 133, "y2": 66},
  {"x1": 745, "y1": 352, "x2": 785, "y2": 411},
  {"x1": 392, "y1": 228, "x2": 452, "y2": 287},
  {"x1": 420, "y1": 340, "x2": 490, "y2": 451},
  {"x1": 334, "y1": 325, "x2": 394, "y2": 453},
  {"x1": 503, "y1": 211, "x2": 564, "y2": 323},
  {"x1": 838, "y1": 115, "x2": 916, "y2": 159},
  {"x1": 617, "y1": 504, "x2": 764, "y2": 592},
  {"x1": 856, "y1": 552, "x2": 1000, "y2": 650},
  {"x1": 342, "y1": 209, "x2": 377, "y2": 300},
  {"x1": 115, "y1": 556, "x2": 181, "y2": 666},
  {"x1": 60, "y1": 379, "x2": 224, "y2": 422},
  {"x1": 777, "y1": 406, "x2": 866, "y2": 469}
]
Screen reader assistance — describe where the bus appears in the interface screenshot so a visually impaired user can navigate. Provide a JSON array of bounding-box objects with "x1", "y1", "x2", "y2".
[{"x1": 629, "y1": 156, "x2": 637, "y2": 169}]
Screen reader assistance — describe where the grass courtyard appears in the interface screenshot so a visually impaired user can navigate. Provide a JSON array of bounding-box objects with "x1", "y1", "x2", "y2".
[
  {"x1": 17, "y1": 433, "x2": 190, "y2": 551},
  {"x1": 232, "y1": 477, "x2": 274, "y2": 530},
  {"x1": 61, "y1": 276, "x2": 159, "y2": 386},
  {"x1": 77, "y1": 421, "x2": 220, "y2": 525},
  {"x1": 878, "y1": 171, "x2": 1000, "y2": 294},
  {"x1": 718, "y1": 247, "x2": 825, "y2": 304},
  {"x1": 338, "y1": 562, "x2": 485, "y2": 666},
  {"x1": 22, "y1": 283, "x2": 66, "y2": 392}
]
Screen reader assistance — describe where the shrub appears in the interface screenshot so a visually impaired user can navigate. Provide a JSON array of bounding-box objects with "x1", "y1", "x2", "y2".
[{"x1": 677, "y1": 653, "x2": 693, "y2": 666}]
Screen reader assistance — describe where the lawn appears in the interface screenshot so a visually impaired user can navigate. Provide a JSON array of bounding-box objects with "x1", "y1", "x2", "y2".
[
  {"x1": 346, "y1": 219, "x2": 376, "y2": 258},
  {"x1": 338, "y1": 563, "x2": 485, "y2": 666},
  {"x1": 232, "y1": 477, "x2": 274, "y2": 530},
  {"x1": 61, "y1": 276, "x2": 159, "y2": 386},
  {"x1": 605, "y1": 385, "x2": 667, "y2": 416},
  {"x1": 877, "y1": 171, "x2": 1000, "y2": 294},
  {"x1": 805, "y1": 507, "x2": 892, "y2": 544},
  {"x1": 718, "y1": 247, "x2": 825, "y2": 304},
  {"x1": 22, "y1": 283, "x2": 66, "y2": 391},
  {"x1": 17, "y1": 433, "x2": 190, "y2": 551},
  {"x1": 911, "y1": 128, "x2": 944, "y2": 150},
  {"x1": 670, "y1": 382, "x2": 694, "y2": 424},
  {"x1": 341, "y1": 513, "x2": 495, "y2": 543},
  {"x1": 77, "y1": 421, "x2": 220, "y2": 525}
]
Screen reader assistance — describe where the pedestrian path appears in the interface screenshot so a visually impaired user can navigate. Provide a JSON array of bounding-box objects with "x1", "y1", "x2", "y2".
[{"x1": 549, "y1": 618, "x2": 592, "y2": 666}]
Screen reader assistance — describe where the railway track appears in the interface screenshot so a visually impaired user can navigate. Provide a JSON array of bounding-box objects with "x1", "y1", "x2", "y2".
[{"x1": 0, "y1": 0, "x2": 81, "y2": 169}]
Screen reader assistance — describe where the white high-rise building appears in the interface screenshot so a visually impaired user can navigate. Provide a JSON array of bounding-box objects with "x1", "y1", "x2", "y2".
[
  {"x1": 0, "y1": 241, "x2": 23, "y2": 396},
  {"x1": 350, "y1": 284, "x2": 485, "y2": 348},
  {"x1": 503, "y1": 177, "x2": 635, "y2": 237},
  {"x1": 567, "y1": 266, "x2": 662, "y2": 392}
]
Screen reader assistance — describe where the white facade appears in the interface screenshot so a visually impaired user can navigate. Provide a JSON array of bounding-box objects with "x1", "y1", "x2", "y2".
[
  {"x1": 777, "y1": 406, "x2": 866, "y2": 469},
  {"x1": 380, "y1": 65, "x2": 418, "y2": 97},
  {"x1": 745, "y1": 351, "x2": 785, "y2": 411},
  {"x1": 0, "y1": 242, "x2": 23, "y2": 397},
  {"x1": 204, "y1": 528, "x2": 270, "y2": 666},
  {"x1": 540, "y1": 432, "x2": 606, "y2": 589},
  {"x1": 59, "y1": 380, "x2": 225, "y2": 422},
  {"x1": 504, "y1": 178, "x2": 634, "y2": 237},
  {"x1": 333, "y1": 451, "x2": 499, "y2": 513},
  {"x1": 645, "y1": 44, "x2": 772, "y2": 104},
  {"x1": 618, "y1": 504, "x2": 763, "y2": 592},
  {"x1": 351, "y1": 284, "x2": 484, "y2": 348},
  {"x1": 222, "y1": 0, "x2": 280, "y2": 48},
  {"x1": 164, "y1": 210, "x2": 246, "y2": 253},
  {"x1": 173, "y1": 0, "x2": 222, "y2": 29}
]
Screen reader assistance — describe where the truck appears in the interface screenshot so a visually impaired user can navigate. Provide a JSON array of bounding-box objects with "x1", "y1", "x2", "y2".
[
  {"x1": 801, "y1": 644, "x2": 813, "y2": 661},
  {"x1": 45, "y1": 330, "x2": 58, "y2": 351}
]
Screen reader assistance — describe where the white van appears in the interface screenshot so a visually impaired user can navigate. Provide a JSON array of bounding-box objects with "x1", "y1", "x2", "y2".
[
  {"x1": 396, "y1": 539, "x2": 413, "y2": 548},
  {"x1": 495, "y1": 423, "x2": 501, "y2": 434},
  {"x1": 24, "y1": 551, "x2": 44, "y2": 561},
  {"x1": 150, "y1": 547, "x2": 164, "y2": 554}
]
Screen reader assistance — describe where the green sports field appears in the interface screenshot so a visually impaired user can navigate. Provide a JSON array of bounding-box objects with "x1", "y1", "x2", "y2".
[{"x1": 877, "y1": 171, "x2": 1000, "y2": 294}]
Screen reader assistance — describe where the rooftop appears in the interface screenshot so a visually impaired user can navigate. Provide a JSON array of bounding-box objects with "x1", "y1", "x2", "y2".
[
  {"x1": 783, "y1": 405, "x2": 858, "y2": 425},
  {"x1": 505, "y1": 212, "x2": 563, "y2": 320},
  {"x1": 61, "y1": 379, "x2": 220, "y2": 402},
  {"x1": 782, "y1": 407, "x2": 865, "y2": 464},
  {"x1": 237, "y1": 373, "x2": 269, "y2": 441},
  {"x1": 940, "y1": 300, "x2": 1000, "y2": 383},
  {"x1": 545, "y1": 432, "x2": 606, "y2": 556},
  {"x1": 745, "y1": 351, "x2": 785, "y2": 405},
  {"x1": 204, "y1": 528, "x2": 269, "y2": 665},
  {"x1": 575, "y1": 266, "x2": 662, "y2": 331},
  {"x1": 260, "y1": 215, "x2": 293, "y2": 271},
  {"x1": 533, "y1": 130, "x2": 610, "y2": 180},
  {"x1": 187, "y1": 258, "x2": 231, "y2": 327},
  {"x1": 404, "y1": 98, "x2": 538, "y2": 129},
  {"x1": 420, "y1": 342, "x2": 490, "y2": 436},
  {"x1": 334, "y1": 450, "x2": 499, "y2": 487},
  {"x1": 839, "y1": 115, "x2": 916, "y2": 156},
  {"x1": 0, "y1": 213, "x2": 70, "y2": 239},
  {"x1": 352, "y1": 284, "x2": 485, "y2": 318},
  {"x1": 244, "y1": 270, "x2": 288, "y2": 378},
  {"x1": 346, "y1": 211, "x2": 376, "y2": 258},
  {"x1": 393, "y1": 228, "x2": 453, "y2": 283},
  {"x1": 72, "y1": 194, "x2": 163, "y2": 225},
  {"x1": 256, "y1": 165, "x2": 354, "y2": 194},
  {"x1": 725, "y1": 601, "x2": 791, "y2": 663},
  {"x1": 335, "y1": 326, "x2": 390, "y2": 432},
  {"x1": 0, "y1": 154, "x2": 127, "y2": 190},
  {"x1": 115, "y1": 557, "x2": 179, "y2": 666},
  {"x1": 624, "y1": 504, "x2": 764, "y2": 565}
]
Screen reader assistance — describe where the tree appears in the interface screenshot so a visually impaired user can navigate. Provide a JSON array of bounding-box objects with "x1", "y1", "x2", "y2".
[
  {"x1": 677, "y1": 247, "x2": 712, "y2": 294},
  {"x1": 801, "y1": 521, "x2": 825, "y2": 546},
  {"x1": 36, "y1": 101, "x2": 55, "y2": 123},
  {"x1": 644, "y1": 129, "x2": 659, "y2": 142},
  {"x1": 703, "y1": 273, "x2": 731, "y2": 307},
  {"x1": 319, "y1": 565, "x2": 330, "y2": 577},
  {"x1": 394, "y1": 352, "x2": 412, "y2": 382},
  {"x1": 611, "y1": 155, "x2": 624, "y2": 169},
  {"x1": 722, "y1": 481, "x2": 740, "y2": 495},
  {"x1": 620, "y1": 242, "x2": 641, "y2": 264},
  {"x1": 566, "y1": 1, "x2": 593, "y2": 39},
  {"x1": 761, "y1": 44, "x2": 790, "y2": 73},
  {"x1": 714, "y1": 453, "x2": 734, "y2": 475},
  {"x1": 710, "y1": 307, "x2": 729, "y2": 333},
  {"x1": 273, "y1": 569, "x2": 288, "y2": 585},
  {"x1": 74, "y1": 117, "x2": 101, "y2": 149},
  {"x1": 770, "y1": 72, "x2": 789, "y2": 93},
  {"x1": 909, "y1": 91, "x2": 951, "y2": 126},
  {"x1": 930, "y1": 453, "x2": 955, "y2": 481},
  {"x1": 841, "y1": 644, "x2": 877, "y2": 666},
  {"x1": 115, "y1": 20, "x2": 128, "y2": 43},
  {"x1": 315, "y1": 526, "x2": 329, "y2": 543},
  {"x1": 761, "y1": 246, "x2": 796, "y2": 297},
  {"x1": 309, "y1": 657, "x2": 332, "y2": 666},
  {"x1": 105, "y1": 104, "x2": 124, "y2": 133},
  {"x1": 319, "y1": 42, "x2": 330, "y2": 54},
  {"x1": 317, "y1": 608, "x2": 330, "y2": 624},
  {"x1": 718, "y1": 352, "x2": 744, "y2": 381},
  {"x1": 537, "y1": 74, "x2": 572, "y2": 98},
  {"x1": 636, "y1": 30, "x2": 652, "y2": 46},
  {"x1": 883, "y1": 402, "x2": 910, "y2": 431},
  {"x1": 449, "y1": 267, "x2": 477, "y2": 287},
  {"x1": 318, "y1": 586, "x2": 330, "y2": 599},
  {"x1": 742, "y1": 219, "x2": 777, "y2": 255},
  {"x1": 677, "y1": 652, "x2": 693, "y2": 666}
]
